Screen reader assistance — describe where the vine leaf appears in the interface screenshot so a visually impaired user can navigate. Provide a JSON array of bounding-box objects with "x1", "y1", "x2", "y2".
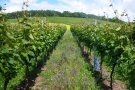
[
  {"x1": 116, "y1": 27, "x2": 121, "y2": 31},
  {"x1": 29, "y1": 34, "x2": 34, "y2": 40}
]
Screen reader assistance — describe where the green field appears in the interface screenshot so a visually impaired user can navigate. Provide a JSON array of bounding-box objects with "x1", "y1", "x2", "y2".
[
  {"x1": 9, "y1": 16, "x2": 105, "y2": 24},
  {"x1": 46, "y1": 17, "x2": 94, "y2": 24}
]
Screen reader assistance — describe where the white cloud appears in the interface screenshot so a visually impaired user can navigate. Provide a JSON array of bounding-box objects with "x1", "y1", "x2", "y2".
[
  {"x1": 112, "y1": 0, "x2": 135, "y2": 21},
  {"x1": 9, "y1": 0, "x2": 23, "y2": 4},
  {"x1": 123, "y1": 0, "x2": 133, "y2": 3}
]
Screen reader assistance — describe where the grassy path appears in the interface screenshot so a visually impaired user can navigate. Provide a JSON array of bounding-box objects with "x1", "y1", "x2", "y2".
[{"x1": 32, "y1": 30, "x2": 99, "y2": 90}]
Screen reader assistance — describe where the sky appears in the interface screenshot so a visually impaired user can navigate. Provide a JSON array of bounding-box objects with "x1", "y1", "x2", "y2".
[{"x1": 0, "y1": 0, "x2": 135, "y2": 21}]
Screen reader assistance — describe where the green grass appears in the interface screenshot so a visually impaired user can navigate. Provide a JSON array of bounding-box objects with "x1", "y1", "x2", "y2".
[{"x1": 34, "y1": 30, "x2": 99, "y2": 90}]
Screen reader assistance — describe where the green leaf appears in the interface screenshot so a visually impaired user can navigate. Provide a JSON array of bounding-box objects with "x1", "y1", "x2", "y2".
[
  {"x1": 28, "y1": 51, "x2": 35, "y2": 56},
  {"x1": 22, "y1": 39, "x2": 29, "y2": 45},
  {"x1": 6, "y1": 32, "x2": 14, "y2": 40},
  {"x1": 116, "y1": 27, "x2": 121, "y2": 31},
  {"x1": 29, "y1": 34, "x2": 34, "y2": 40},
  {"x1": 1, "y1": 48, "x2": 9, "y2": 54},
  {"x1": 32, "y1": 45, "x2": 36, "y2": 51},
  {"x1": 13, "y1": 53, "x2": 21, "y2": 60},
  {"x1": 9, "y1": 58, "x2": 16, "y2": 64},
  {"x1": 0, "y1": 24, "x2": 4, "y2": 29},
  {"x1": 21, "y1": 52, "x2": 29, "y2": 60}
]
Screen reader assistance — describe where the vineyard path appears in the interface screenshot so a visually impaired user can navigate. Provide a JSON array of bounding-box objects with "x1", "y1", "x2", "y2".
[{"x1": 31, "y1": 25, "x2": 98, "y2": 90}]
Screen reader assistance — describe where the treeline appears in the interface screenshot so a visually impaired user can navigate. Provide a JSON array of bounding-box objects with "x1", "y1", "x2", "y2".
[
  {"x1": 6, "y1": 10, "x2": 124, "y2": 23},
  {"x1": 6, "y1": 10, "x2": 104, "y2": 19}
]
